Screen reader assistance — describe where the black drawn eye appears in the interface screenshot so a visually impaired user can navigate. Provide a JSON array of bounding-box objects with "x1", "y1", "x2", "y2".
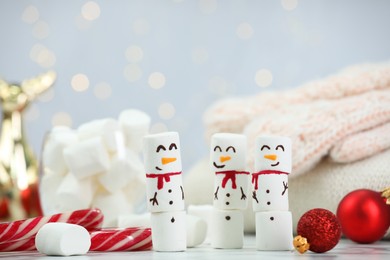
[
  {"x1": 226, "y1": 146, "x2": 236, "y2": 153},
  {"x1": 156, "y1": 145, "x2": 166, "y2": 152},
  {"x1": 214, "y1": 146, "x2": 222, "y2": 152},
  {"x1": 276, "y1": 145, "x2": 285, "y2": 151},
  {"x1": 169, "y1": 143, "x2": 177, "y2": 150},
  {"x1": 261, "y1": 145, "x2": 271, "y2": 151}
]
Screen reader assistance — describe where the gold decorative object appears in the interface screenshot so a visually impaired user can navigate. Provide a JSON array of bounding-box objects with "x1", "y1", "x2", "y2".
[
  {"x1": 293, "y1": 235, "x2": 310, "y2": 254},
  {"x1": 382, "y1": 187, "x2": 390, "y2": 205},
  {"x1": 0, "y1": 71, "x2": 56, "y2": 221}
]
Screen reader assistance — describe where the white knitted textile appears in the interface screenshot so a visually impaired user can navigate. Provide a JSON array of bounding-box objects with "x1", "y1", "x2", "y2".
[{"x1": 203, "y1": 62, "x2": 390, "y2": 178}]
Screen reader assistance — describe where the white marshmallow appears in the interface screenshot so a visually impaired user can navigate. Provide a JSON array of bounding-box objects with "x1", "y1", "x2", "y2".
[
  {"x1": 118, "y1": 213, "x2": 151, "y2": 228},
  {"x1": 210, "y1": 133, "x2": 247, "y2": 172},
  {"x1": 252, "y1": 135, "x2": 291, "y2": 212},
  {"x1": 42, "y1": 128, "x2": 78, "y2": 175},
  {"x1": 77, "y1": 118, "x2": 122, "y2": 153},
  {"x1": 119, "y1": 109, "x2": 151, "y2": 152},
  {"x1": 55, "y1": 173, "x2": 95, "y2": 212},
  {"x1": 211, "y1": 209, "x2": 244, "y2": 249},
  {"x1": 39, "y1": 171, "x2": 65, "y2": 215},
  {"x1": 255, "y1": 211, "x2": 293, "y2": 251},
  {"x1": 122, "y1": 173, "x2": 147, "y2": 207},
  {"x1": 117, "y1": 212, "x2": 206, "y2": 248},
  {"x1": 151, "y1": 211, "x2": 186, "y2": 252},
  {"x1": 252, "y1": 174, "x2": 289, "y2": 212},
  {"x1": 92, "y1": 190, "x2": 133, "y2": 227},
  {"x1": 35, "y1": 223, "x2": 91, "y2": 256},
  {"x1": 254, "y1": 135, "x2": 292, "y2": 173},
  {"x1": 213, "y1": 174, "x2": 249, "y2": 210},
  {"x1": 186, "y1": 214, "x2": 207, "y2": 248},
  {"x1": 145, "y1": 174, "x2": 185, "y2": 213},
  {"x1": 63, "y1": 137, "x2": 110, "y2": 179},
  {"x1": 98, "y1": 154, "x2": 138, "y2": 193},
  {"x1": 143, "y1": 132, "x2": 182, "y2": 173},
  {"x1": 144, "y1": 132, "x2": 185, "y2": 213},
  {"x1": 187, "y1": 204, "x2": 213, "y2": 244},
  {"x1": 211, "y1": 133, "x2": 249, "y2": 210}
]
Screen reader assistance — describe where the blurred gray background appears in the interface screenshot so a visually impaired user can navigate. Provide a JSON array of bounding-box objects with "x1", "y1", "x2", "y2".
[{"x1": 0, "y1": 0, "x2": 389, "y2": 172}]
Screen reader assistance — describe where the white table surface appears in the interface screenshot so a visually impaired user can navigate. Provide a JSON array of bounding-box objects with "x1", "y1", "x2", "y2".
[{"x1": 1, "y1": 236, "x2": 389, "y2": 260}]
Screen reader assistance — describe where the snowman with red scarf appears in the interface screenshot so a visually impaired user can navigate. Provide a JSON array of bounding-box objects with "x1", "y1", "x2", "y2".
[
  {"x1": 143, "y1": 132, "x2": 186, "y2": 251},
  {"x1": 251, "y1": 135, "x2": 293, "y2": 251},
  {"x1": 210, "y1": 133, "x2": 249, "y2": 249}
]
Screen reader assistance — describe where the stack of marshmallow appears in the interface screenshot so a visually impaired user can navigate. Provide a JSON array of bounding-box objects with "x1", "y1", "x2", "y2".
[{"x1": 40, "y1": 109, "x2": 151, "y2": 227}]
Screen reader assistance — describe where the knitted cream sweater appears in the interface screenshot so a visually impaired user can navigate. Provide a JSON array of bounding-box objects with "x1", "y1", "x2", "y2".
[
  {"x1": 203, "y1": 62, "x2": 390, "y2": 177},
  {"x1": 185, "y1": 62, "x2": 390, "y2": 237}
]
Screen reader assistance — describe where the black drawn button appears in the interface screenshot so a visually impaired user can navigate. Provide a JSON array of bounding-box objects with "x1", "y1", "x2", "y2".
[
  {"x1": 270, "y1": 217, "x2": 274, "y2": 221},
  {"x1": 171, "y1": 217, "x2": 175, "y2": 223},
  {"x1": 225, "y1": 216, "x2": 231, "y2": 221}
]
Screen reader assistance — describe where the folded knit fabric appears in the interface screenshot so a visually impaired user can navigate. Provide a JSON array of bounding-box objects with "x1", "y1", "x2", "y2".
[{"x1": 203, "y1": 62, "x2": 390, "y2": 177}]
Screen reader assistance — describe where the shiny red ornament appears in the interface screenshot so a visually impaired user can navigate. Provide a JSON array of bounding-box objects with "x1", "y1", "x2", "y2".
[
  {"x1": 297, "y1": 208, "x2": 341, "y2": 253},
  {"x1": 336, "y1": 189, "x2": 390, "y2": 244}
]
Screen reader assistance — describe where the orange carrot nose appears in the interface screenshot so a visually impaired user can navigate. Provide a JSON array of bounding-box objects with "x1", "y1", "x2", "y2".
[
  {"x1": 264, "y1": 154, "x2": 277, "y2": 161},
  {"x1": 220, "y1": 156, "x2": 231, "y2": 163},
  {"x1": 162, "y1": 157, "x2": 177, "y2": 165}
]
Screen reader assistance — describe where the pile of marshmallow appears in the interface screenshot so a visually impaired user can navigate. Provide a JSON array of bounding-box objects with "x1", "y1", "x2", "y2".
[{"x1": 40, "y1": 109, "x2": 151, "y2": 227}]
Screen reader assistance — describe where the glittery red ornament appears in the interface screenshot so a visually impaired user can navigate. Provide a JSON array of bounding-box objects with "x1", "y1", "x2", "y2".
[
  {"x1": 336, "y1": 189, "x2": 390, "y2": 244},
  {"x1": 296, "y1": 208, "x2": 341, "y2": 253}
]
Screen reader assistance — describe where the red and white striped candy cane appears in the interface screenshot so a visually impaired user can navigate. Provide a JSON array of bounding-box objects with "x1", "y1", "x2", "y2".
[
  {"x1": 90, "y1": 227, "x2": 152, "y2": 251},
  {"x1": 0, "y1": 237, "x2": 36, "y2": 251},
  {"x1": 0, "y1": 227, "x2": 152, "y2": 252},
  {"x1": 0, "y1": 208, "x2": 103, "y2": 244}
]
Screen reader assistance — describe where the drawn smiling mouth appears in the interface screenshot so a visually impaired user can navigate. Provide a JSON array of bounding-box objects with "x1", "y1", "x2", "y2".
[
  {"x1": 271, "y1": 162, "x2": 280, "y2": 167},
  {"x1": 156, "y1": 166, "x2": 162, "y2": 171},
  {"x1": 213, "y1": 162, "x2": 225, "y2": 169}
]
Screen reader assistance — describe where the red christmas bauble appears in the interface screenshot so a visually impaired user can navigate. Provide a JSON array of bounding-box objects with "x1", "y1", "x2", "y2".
[
  {"x1": 337, "y1": 189, "x2": 390, "y2": 244},
  {"x1": 297, "y1": 208, "x2": 341, "y2": 253}
]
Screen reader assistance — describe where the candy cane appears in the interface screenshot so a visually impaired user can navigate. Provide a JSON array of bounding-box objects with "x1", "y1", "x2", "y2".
[
  {"x1": 0, "y1": 208, "x2": 103, "y2": 244},
  {"x1": 0, "y1": 227, "x2": 152, "y2": 252},
  {"x1": 90, "y1": 227, "x2": 152, "y2": 251}
]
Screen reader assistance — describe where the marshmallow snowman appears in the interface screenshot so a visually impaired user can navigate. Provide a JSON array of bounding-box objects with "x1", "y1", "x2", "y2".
[
  {"x1": 252, "y1": 135, "x2": 291, "y2": 211},
  {"x1": 210, "y1": 133, "x2": 249, "y2": 249},
  {"x1": 211, "y1": 133, "x2": 249, "y2": 210},
  {"x1": 143, "y1": 132, "x2": 185, "y2": 213},
  {"x1": 143, "y1": 132, "x2": 186, "y2": 251},
  {"x1": 252, "y1": 135, "x2": 293, "y2": 251}
]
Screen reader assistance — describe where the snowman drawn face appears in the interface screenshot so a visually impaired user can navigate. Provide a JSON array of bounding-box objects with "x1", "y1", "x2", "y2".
[
  {"x1": 255, "y1": 135, "x2": 291, "y2": 173},
  {"x1": 210, "y1": 133, "x2": 246, "y2": 171},
  {"x1": 143, "y1": 132, "x2": 182, "y2": 173}
]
